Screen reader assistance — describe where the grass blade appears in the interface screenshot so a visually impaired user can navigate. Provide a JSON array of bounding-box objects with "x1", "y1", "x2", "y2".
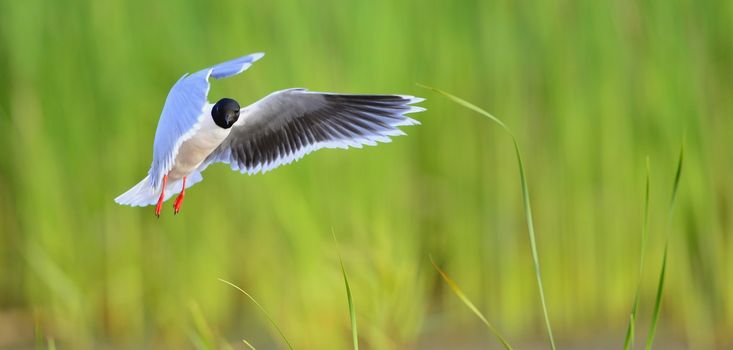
[
  {"x1": 667, "y1": 140, "x2": 685, "y2": 217},
  {"x1": 645, "y1": 244, "x2": 668, "y2": 350},
  {"x1": 511, "y1": 138, "x2": 556, "y2": 350},
  {"x1": 645, "y1": 141, "x2": 684, "y2": 350},
  {"x1": 624, "y1": 315, "x2": 635, "y2": 350},
  {"x1": 419, "y1": 84, "x2": 556, "y2": 350},
  {"x1": 189, "y1": 301, "x2": 216, "y2": 350},
  {"x1": 415, "y1": 83, "x2": 510, "y2": 132},
  {"x1": 430, "y1": 256, "x2": 513, "y2": 350},
  {"x1": 35, "y1": 321, "x2": 43, "y2": 350},
  {"x1": 332, "y1": 232, "x2": 359, "y2": 350},
  {"x1": 218, "y1": 278, "x2": 294, "y2": 350},
  {"x1": 242, "y1": 339, "x2": 257, "y2": 350},
  {"x1": 340, "y1": 260, "x2": 358, "y2": 350},
  {"x1": 623, "y1": 157, "x2": 651, "y2": 350}
]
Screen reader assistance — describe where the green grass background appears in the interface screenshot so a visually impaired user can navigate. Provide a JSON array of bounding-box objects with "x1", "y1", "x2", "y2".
[{"x1": 0, "y1": 0, "x2": 731, "y2": 348}]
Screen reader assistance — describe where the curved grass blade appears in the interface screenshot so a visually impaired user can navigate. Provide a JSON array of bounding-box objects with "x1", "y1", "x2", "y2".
[
  {"x1": 218, "y1": 278, "x2": 294, "y2": 350},
  {"x1": 340, "y1": 260, "x2": 358, "y2": 350},
  {"x1": 242, "y1": 339, "x2": 257, "y2": 350},
  {"x1": 645, "y1": 141, "x2": 684, "y2": 350},
  {"x1": 332, "y1": 232, "x2": 359, "y2": 350},
  {"x1": 511, "y1": 138, "x2": 556, "y2": 349},
  {"x1": 430, "y1": 256, "x2": 513, "y2": 350},
  {"x1": 667, "y1": 140, "x2": 685, "y2": 217},
  {"x1": 189, "y1": 301, "x2": 216, "y2": 350},
  {"x1": 419, "y1": 84, "x2": 555, "y2": 350},
  {"x1": 415, "y1": 83, "x2": 510, "y2": 132},
  {"x1": 623, "y1": 158, "x2": 651, "y2": 350},
  {"x1": 645, "y1": 244, "x2": 668, "y2": 350}
]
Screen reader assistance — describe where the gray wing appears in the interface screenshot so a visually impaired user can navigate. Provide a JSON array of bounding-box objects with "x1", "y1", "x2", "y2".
[
  {"x1": 147, "y1": 53, "x2": 264, "y2": 190},
  {"x1": 203, "y1": 89, "x2": 424, "y2": 174}
]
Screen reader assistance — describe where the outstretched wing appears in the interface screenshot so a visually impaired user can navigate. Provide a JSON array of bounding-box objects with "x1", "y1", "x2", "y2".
[
  {"x1": 148, "y1": 52, "x2": 264, "y2": 190},
  {"x1": 203, "y1": 89, "x2": 424, "y2": 174}
]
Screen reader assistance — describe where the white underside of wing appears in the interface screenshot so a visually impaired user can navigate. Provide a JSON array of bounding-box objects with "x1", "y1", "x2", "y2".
[
  {"x1": 228, "y1": 139, "x2": 372, "y2": 175},
  {"x1": 150, "y1": 104, "x2": 210, "y2": 190},
  {"x1": 116, "y1": 104, "x2": 214, "y2": 207}
]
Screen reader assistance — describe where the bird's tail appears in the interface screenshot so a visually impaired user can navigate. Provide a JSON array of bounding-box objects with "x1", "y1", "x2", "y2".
[{"x1": 114, "y1": 172, "x2": 204, "y2": 207}]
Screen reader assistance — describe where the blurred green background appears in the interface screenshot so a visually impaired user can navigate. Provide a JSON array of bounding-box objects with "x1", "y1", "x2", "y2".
[{"x1": 1, "y1": 0, "x2": 731, "y2": 348}]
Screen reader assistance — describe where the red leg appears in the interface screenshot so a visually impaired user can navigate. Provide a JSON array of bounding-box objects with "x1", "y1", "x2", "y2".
[
  {"x1": 174, "y1": 176, "x2": 186, "y2": 215},
  {"x1": 155, "y1": 175, "x2": 168, "y2": 218}
]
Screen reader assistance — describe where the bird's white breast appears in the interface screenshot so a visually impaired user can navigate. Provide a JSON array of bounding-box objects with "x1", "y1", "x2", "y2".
[{"x1": 167, "y1": 106, "x2": 230, "y2": 180}]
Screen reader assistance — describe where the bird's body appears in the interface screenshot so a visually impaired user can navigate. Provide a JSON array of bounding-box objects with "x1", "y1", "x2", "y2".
[
  {"x1": 115, "y1": 53, "x2": 424, "y2": 216},
  {"x1": 167, "y1": 103, "x2": 225, "y2": 181}
]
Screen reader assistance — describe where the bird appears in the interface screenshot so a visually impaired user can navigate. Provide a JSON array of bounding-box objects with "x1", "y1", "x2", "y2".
[{"x1": 115, "y1": 52, "x2": 424, "y2": 217}]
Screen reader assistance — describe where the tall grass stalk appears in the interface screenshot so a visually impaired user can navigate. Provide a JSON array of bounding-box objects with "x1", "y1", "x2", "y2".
[
  {"x1": 429, "y1": 256, "x2": 513, "y2": 350},
  {"x1": 419, "y1": 84, "x2": 556, "y2": 350},
  {"x1": 645, "y1": 142, "x2": 684, "y2": 350},
  {"x1": 623, "y1": 158, "x2": 651, "y2": 350},
  {"x1": 333, "y1": 232, "x2": 359, "y2": 350},
  {"x1": 218, "y1": 278, "x2": 294, "y2": 350}
]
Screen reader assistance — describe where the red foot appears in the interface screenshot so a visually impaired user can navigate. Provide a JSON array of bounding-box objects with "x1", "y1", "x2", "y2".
[
  {"x1": 155, "y1": 175, "x2": 168, "y2": 218},
  {"x1": 174, "y1": 176, "x2": 186, "y2": 215}
]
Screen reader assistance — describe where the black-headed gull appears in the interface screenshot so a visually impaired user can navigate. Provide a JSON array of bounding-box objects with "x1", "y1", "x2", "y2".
[{"x1": 115, "y1": 53, "x2": 424, "y2": 217}]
